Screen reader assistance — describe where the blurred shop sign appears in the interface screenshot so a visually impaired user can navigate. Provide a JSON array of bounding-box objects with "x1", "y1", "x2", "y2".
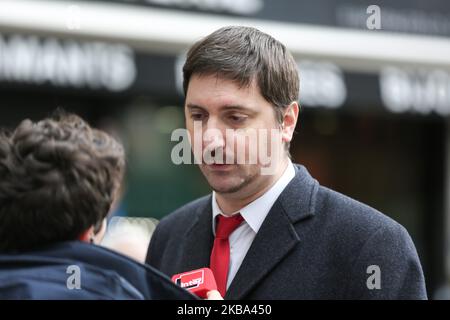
[
  {"x1": 2, "y1": 32, "x2": 449, "y2": 117},
  {"x1": 380, "y1": 67, "x2": 450, "y2": 116},
  {"x1": 298, "y1": 61, "x2": 347, "y2": 109},
  {"x1": 75, "y1": 0, "x2": 450, "y2": 37},
  {"x1": 0, "y1": 33, "x2": 136, "y2": 92}
]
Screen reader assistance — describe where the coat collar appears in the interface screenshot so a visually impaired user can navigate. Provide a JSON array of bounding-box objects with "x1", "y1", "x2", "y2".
[{"x1": 180, "y1": 196, "x2": 215, "y2": 272}]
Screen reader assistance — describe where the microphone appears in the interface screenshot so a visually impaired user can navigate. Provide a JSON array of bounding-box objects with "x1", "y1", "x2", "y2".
[{"x1": 171, "y1": 267, "x2": 217, "y2": 298}]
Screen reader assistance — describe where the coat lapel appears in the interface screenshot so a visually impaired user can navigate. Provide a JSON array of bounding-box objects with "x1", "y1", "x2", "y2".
[
  {"x1": 178, "y1": 196, "x2": 214, "y2": 273},
  {"x1": 225, "y1": 201, "x2": 300, "y2": 299},
  {"x1": 225, "y1": 165, "x2": 319, "y2": 299}
]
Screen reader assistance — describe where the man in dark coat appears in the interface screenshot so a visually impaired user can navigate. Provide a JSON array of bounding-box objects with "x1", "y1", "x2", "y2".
[{"x1": 146, "y1": 26, "x2": 427, "y2": 300}]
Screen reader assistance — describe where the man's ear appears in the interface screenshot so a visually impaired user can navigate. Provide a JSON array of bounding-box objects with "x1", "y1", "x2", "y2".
[
  {"x1": 281, "y1": 101, "x2": 299, "y2": 144},
  {"x1": 78, "y1": 226, "x2": 95, "y2": 243}
]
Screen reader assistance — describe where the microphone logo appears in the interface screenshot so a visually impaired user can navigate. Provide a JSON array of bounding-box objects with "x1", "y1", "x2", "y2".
[{"x1": 174, "y1": 269, "x2": 205, "y2": 289}]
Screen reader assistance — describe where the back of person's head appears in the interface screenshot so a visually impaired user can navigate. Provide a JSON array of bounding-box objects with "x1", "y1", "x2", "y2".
[{"x1": 0, "y1": 111, "x2": 125, "y2": 253}]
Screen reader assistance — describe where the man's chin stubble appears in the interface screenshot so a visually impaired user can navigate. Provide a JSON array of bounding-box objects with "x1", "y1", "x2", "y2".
[{"x1": 208, "y1": 173, "x2": 258, "y2": 195}]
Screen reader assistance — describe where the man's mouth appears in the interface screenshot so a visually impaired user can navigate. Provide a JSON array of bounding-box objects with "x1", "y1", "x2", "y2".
[{"x1": 207, "y1": 163, "x2": 235, "y2": 171}]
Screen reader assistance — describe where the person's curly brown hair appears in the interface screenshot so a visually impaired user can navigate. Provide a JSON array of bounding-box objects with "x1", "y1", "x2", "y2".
[{"x1": 0, "y1": 112, "x2": 125, "y2": 253}]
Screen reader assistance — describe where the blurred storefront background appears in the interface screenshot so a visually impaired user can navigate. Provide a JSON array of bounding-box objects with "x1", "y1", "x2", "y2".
[{"x1": 1, "y1": 0, "x2": 450, "y2": 298}]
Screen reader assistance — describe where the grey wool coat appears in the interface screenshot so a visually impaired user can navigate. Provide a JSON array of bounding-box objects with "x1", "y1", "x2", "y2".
[{"x1": 146, "y1": 164, "x2": 427, "y2": 300}]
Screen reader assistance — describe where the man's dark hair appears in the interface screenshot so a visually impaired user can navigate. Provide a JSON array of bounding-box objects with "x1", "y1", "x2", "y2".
[
  {"x1": 0, "y1": 112, "x2": 125, "y2": 253},
  {"x1": 183, "y1": 26, "x2": 299, "y2": 125}
]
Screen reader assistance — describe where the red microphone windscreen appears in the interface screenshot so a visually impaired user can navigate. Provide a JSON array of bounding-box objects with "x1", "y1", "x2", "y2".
[{"x1": 171, "y1": 267, "x2": 217, "y2": 298}]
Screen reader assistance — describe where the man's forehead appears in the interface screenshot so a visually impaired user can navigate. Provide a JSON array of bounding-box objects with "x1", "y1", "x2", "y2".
[
  {"x1": 188, "y1": 73, "x2": 258, "y2": 94},
  {"x1": 186, "y1": 75, "x2": 263, "y2": 111}
]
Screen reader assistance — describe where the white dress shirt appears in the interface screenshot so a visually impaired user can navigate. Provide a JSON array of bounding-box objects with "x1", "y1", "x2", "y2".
[{"x1": 211, "y1": 160, "x2": 296, "y2": 289}]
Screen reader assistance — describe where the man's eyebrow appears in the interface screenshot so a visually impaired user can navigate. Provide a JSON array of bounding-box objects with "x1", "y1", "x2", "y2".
[
  {"x1": 221, "y1": 105, "x2": 253, "y2": 112},
  {"x1": 186, "y1": 104, "x2": 207, "y2": 111},
  {"x1": 186, "y1": 103, "x2": 254, "y2": 112}
]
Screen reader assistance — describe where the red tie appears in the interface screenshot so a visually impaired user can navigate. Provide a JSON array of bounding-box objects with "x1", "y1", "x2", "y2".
[{"x1": 210, "y1": 214, "x2": 244, "y2": 297}]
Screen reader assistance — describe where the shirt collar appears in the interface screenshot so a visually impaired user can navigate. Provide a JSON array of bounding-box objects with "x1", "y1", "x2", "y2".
[{"x1": 212, "y1": 160, "x2": 296, "y2": 235}]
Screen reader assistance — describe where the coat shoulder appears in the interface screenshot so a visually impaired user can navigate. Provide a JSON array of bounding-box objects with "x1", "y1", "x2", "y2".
[
  {"x1": 315, "y1": 185, "x2": 406, "y2": 238},
  {"x1": 150, "y1": 194, "x2": 211, "y2": 248},
  {"x1": 158, "y1": 194, "x2": 210, "y2": 228},
  {"x1": 309, "y1": 186, "x2": 426, "y2": 299}
]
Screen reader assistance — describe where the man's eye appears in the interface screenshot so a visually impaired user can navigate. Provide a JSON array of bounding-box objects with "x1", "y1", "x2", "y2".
[
  {"x1": 190, "y1": 113, "x2": 205, "y2": 121},
  {"x1": 229, "y1": 115, "x2": 247, "y2": 123}
]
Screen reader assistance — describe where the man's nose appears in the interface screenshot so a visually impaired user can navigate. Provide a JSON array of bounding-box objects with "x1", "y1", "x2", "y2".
[{"x1": 203, "y1": 119, "x2": 225, "y2": 150}]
